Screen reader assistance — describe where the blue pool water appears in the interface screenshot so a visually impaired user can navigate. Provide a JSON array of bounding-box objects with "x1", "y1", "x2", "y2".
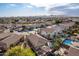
[{"x1": 63, "y1": 39, "x2": 73, "y2": 45}]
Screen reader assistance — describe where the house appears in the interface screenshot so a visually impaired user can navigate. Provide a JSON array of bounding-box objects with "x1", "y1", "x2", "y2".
[
  {"x1": 62, "y1": 37, "x2": 79, "y2": 56},
  {"x1": 38, "y1": 26, "x2": 62, "y2": 40},
  {"x1": 0, "y1": 25, "x2": 6, "y2": 33},
  {"x1": 27, "y1": 34, "x2": 52, "y2": 55},
  {"x1": 59, "y1": 22, "x2": 75, "y2": 30},
  {"x1": 38, "y1": 21, "x2": 75, "y2": 40},
  {"x1": 54, "y1": 44, "x2": 79, "y2": 56},
  {"x1": 66, "y1": 47, "x2": 79, "y2": 56},
  {"x1": 0, "y1": 34, "x2": 24, "y2": 51},
  {"x1": 38, "y1": 27, "x2": 55, "y2": 39},
  {"x1": 0, "y1": 33, "x2": 12, "y2": 41}
]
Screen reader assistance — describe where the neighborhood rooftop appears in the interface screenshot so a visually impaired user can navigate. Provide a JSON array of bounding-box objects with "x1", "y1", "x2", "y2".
[
  {"x1": 27, "y1": 34, "x2": 48, "y2": 48},
  {"x1": 0, "y1": 34, "x2": 23, "y2": 48},
  {"x1": 0, "y1": 33, "x2": 12, "y2": 41},
  {"x1": 40, "y1": 28, "x2": 54, "y2": 33},
  {"x1": 66, "y1": 47, "x2": 79, "y2": 56}
]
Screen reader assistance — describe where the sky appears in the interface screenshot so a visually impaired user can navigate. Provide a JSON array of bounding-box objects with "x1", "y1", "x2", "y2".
[{"x1": 0, "y1": 0, "x2": 79, "y2": 17}]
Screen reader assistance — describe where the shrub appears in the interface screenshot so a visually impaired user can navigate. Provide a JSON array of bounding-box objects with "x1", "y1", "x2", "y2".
[{"x1": 5, "y1": 46, "x2": 35, "y2": 56}]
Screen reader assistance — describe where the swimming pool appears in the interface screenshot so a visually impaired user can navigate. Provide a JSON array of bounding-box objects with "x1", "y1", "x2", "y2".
[
  {"x1": 63, "y1": 39, "x2": 73, "y2": 46},
  {"x1": 63, "y1": 39, "x2": 79, "y2": 49}
]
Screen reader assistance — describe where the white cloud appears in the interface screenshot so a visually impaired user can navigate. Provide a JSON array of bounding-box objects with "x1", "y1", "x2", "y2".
[
  {"x1": 24, "y1": 0, "x2": 69, "y2": 10},
  {"x1": 9, "y1": 4, "x2": 16, "y2": 7},
  {"x1": 67, "y1": 6, "x2": 79, "y2": 9},
  {"x1": 1, "y1": 0, "x2": 79, "y2": 16},
  {"x1": 6, "y1": 4, "x2": 17, "y2": 8},
  {"x1": 23, "y1": 5, "x2": 33, "y2": 8},
  {"x1": 23, "y1": 2, "x2": 69, "y2": 11},
  {"x1": 49, "y1": 11, "x2": 66, "y2": 15},
  {"x1": 45, "y1": 3, "x2": 68, "y2": 11},
  {"x1": 27, "y1": 5, "x2": 33, "y2": 8},
  {"x1": 22, "y1": 4, "x2": 33, "y2": 8},
  {"x1": 2, "y1": 0, "x2": 79, "y2": 7},
  {"x1": 2, "y1": 0, "x2": 79, "y2": 11}
]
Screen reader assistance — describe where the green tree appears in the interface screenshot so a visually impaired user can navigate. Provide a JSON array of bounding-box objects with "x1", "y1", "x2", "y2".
[
  {"x1": 5, "y1": 46, "x2": 35, "y2": 56},
  {"x1": 52, "y1": 36, "x2": 62, "y2": 50},
  {"x1": 55, "y1": 20, "x2": 62, "y2": 24}
]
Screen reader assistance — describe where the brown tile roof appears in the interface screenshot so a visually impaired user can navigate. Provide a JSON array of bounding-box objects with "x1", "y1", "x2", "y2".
[
  {"x1": 27, "y1": 34, "x2": 48, "y2": 48},
  {"x1": 0, "y1": 33, "x2": 12, "y2": 41},
  {"x1": 0, "y1": 34, "x2": 23, "y2": 48},
  {"x1": 66, "y1": 47, "x2": 79, "y2": 56},
  {"x1": 40, "y1": 28, "x2": 54, "y2": 33},
  {"x1": 60, "y1": 22, "x2": 75, "y2": 27}
]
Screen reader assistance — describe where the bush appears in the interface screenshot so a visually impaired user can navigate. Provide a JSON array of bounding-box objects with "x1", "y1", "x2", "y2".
[{"x1": 5, "y1": 46, "x2": 35, "y2": 56}]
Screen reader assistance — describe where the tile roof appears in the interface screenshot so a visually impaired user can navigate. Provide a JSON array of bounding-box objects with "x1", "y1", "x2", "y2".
[
  {"x1": 0, "y1": 34, "x2": 23, "y2": 48},
  {"x1": 0, "y1": 33, "x2": 12, "y2": 41},
  {"x1": 66, "y1": 47, "x2": 79, "y2": 56},
  {"x1": 40, "y1": 28, "x2": 54, "y2": 33},
  {"x1": 27, "y1": 34, "x2": 48, "y2": 48}
]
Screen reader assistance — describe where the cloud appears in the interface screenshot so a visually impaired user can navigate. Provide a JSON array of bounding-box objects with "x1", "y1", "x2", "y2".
[
  {"x1": 26, "y1": 5, "x2": 33, "y2": 8},
  {"x1": 49, "y1": 3, "x2": 79, "y2": 16},
  {"x1": 22, "y1": 4, "x2": 34, "y2": 8},
  {"x1": 22, "y1": 0, "x2": 79, "y2": 7},
  {"x1": 6, "y1": 4, "x2": 17, "y2": 8},
  {"x1": 1, "y1": 0, "x2": 79, "y2": 9},
  {"x1": 9, "y1": 4, "x2": 16, "y2": 7},
  {"x1": 23, "y1": 5, "x2": 33, "y2": 8},
  {"x1": 49, "y1": 10, "x2": 66, "y2": 15},
  {"x1": 3, "y1": 1, "x2": 79, "y2": 11},
  {"x1": 45, "y1": 3, "x2": 68, "y2": 11},
  {"x1": 1, "y1": 3, "x2": 79, "y2": 16},
  {"x1": 67, "y1": 6, "x2": 79, "y2": 9},
  {"x1": 65, "y1": 4, "x2": 79, "y2": 9}
]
